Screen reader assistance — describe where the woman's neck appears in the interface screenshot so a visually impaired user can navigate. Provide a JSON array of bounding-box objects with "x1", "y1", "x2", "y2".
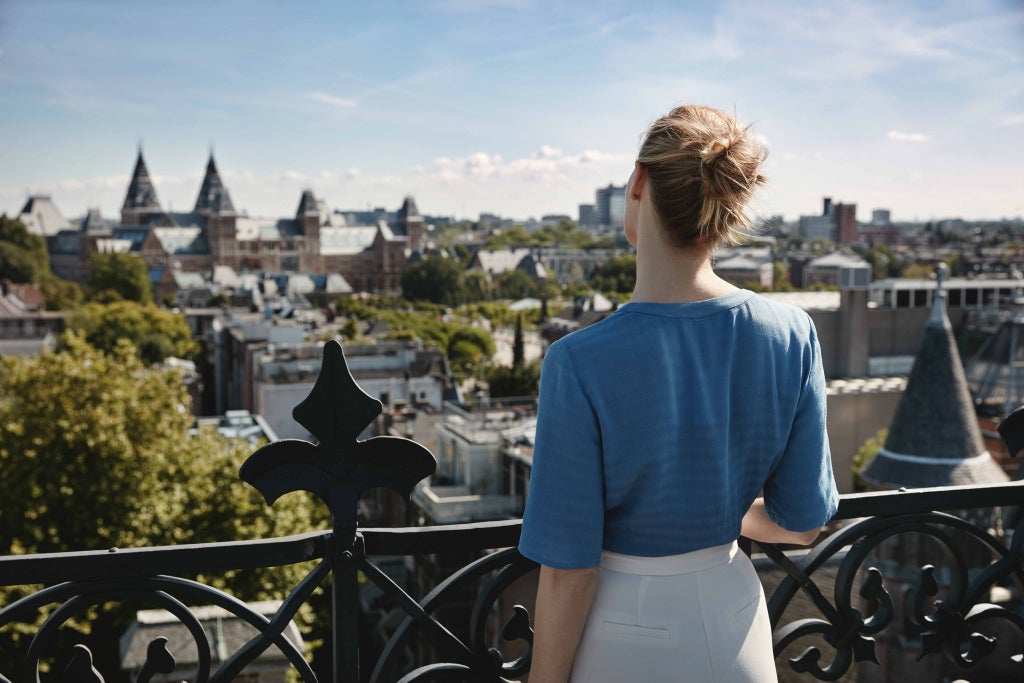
[{"x1": 631, "y1": 232, "x2": 738, "y2": 304}]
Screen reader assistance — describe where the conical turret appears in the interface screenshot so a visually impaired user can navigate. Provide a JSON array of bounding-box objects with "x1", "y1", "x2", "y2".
[
  {"x1": 194, "y1": 153, "x2": 235, "y2": 214},
  {"x1": 862, "y1": 264, "x2": 1009, "y2": 488},
  {"x1": 122, "y1": 149, "x2": 161, "y2": 212}
]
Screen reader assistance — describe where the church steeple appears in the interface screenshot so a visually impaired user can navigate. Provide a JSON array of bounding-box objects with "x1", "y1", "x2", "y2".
[
  {"x1": 194, "y1": 153, "x2": 235, "y2": 214},
  {"x1": 122, "y1": 148, "x2": 161, "y2": 212},
  {"x1": 862, "y1": 264, "x2": 1009, "y2": 488},
  {"x1": 120, "y1": 147, "x2": 163, "y2": 226}
]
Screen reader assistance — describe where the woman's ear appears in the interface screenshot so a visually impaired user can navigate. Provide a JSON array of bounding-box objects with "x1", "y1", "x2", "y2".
[{"x1": 630, "y1": 162, "x2": 647, "y2": 200}]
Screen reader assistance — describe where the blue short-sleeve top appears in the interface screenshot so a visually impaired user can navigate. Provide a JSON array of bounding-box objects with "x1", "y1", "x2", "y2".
[{"x1": 518, "y1": 290, "x2": 839, "y2": 570}]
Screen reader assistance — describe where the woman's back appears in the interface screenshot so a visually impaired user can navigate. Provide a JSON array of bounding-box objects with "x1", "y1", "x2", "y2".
[{"x1": 520, "y1": 291, "x2": 837, "y2": 569}]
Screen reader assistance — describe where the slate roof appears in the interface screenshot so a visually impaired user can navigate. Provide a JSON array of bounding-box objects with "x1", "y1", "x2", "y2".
[
  {"x1": 320, "y1": 225, "x2": 378, "y2": 255},
  {"x1": 966, "y1": 295, "x2": 1024, "y2": 418},
  {"x1": 474, "y1": 249, "x2": 532, "y2": 275},
  {"x1": 296, "y1": 189, "x2": 318, "y2": 215},
  {"x1": 862, "y1": 268, "x2": 1010, "y2": 489},
  {"x1": 122, "y1": 150, "x2": 161, "y2": 211},
  {"x1": 18, "y1": 195, "x2": 70, "y2": 236},
  {"x1": 193, "y1": 154, "x2": 235, "y2": 214},
  {"x1": 79, "y1": 208, "x2": 110, "y2": 234},
  {"x1": 152, "y1": 227, "x2": 209, "y2": 255}
]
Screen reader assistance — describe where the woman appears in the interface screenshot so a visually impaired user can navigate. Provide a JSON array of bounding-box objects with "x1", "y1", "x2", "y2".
[{"x1": 518, "y1": 105, "x2": 839, "y2": 683}]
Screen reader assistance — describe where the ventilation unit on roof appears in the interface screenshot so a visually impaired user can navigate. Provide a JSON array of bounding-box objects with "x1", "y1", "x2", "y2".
[{"x1": 839, "y1": 265, "x2": 871, "y2": 290}]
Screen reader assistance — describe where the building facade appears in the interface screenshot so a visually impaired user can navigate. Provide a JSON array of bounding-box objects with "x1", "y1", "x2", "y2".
[{"x1": 43, "y1": 150, "x2": 424, "y2": 294}]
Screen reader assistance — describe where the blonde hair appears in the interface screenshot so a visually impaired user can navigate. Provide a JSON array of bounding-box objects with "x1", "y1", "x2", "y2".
[{"x1": 637, "y1": 105, "x2": 767, "y2": 248}]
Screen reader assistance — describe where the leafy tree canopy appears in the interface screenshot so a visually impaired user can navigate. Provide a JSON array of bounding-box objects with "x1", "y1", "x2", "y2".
[
  {"x1": 0, "y1": 334, "x2": 326, "y2": 669},
  {"x1": 496, "y1": 269, "x2": 536, "y2": 300},
  {"x1": 0, "y1": 214, "x2": 49, "y2": 283},
  {"x1": 401, "y1": 255, "x2": 466, "y2": 305},
  {"x1": 39, "y1": 275, "x2": 83, "y2": 311},
  {"x1": 68, "y1": 300, "x2": 198, "y2": 364},
  {"x1": 87, "y1": 251, "x2": 152, "y2": 303},
  {"x1": 590, "y1": 254, "x2": 637, "y2": 295}
]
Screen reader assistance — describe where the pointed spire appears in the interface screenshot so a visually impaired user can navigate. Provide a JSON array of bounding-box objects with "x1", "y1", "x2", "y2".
[
  {"x1": 863, "y1": 264, "x2": 1008, "y2": 488},
  {"x1": 966, "y1": 270, "x2": 1024, "y2": 417},
  {"x1": 194, "y1": 151, "x2": 235, "y2": 214},
  {"x1": 296, "y1": 189, "x2": 318, "y2": 216},
  {"x1": 122, "y1": 149, "x2": 161, "y2": 211},
  {"x1": 398, "y1": 196, "x2": 420, "y2": 221}
]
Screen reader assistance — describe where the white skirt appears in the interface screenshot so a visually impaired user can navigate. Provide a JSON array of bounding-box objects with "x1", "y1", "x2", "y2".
[{"x1": 569, "y1": 542, "x2": 778, "y2": 683}]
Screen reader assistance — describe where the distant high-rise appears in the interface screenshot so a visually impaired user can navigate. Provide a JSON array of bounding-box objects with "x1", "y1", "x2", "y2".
[
  {"x1": 595, "y1": 184, "x2": 626, "y2": 228},
  {"x1": 578, "y1": 203, "x2": 596, "y2": 228},
  {"x1": 871, "y1": 209, "x2": 891, "y2": 225},
  {"x1": 797, "y1": 196, "x2": 858, "y2": 244},
  {"x1": 836, "y1": 202, "x2": 857, "y2": 244}
]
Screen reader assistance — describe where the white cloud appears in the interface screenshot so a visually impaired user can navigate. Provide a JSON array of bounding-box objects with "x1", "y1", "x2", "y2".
[
  {"x1": 887, "y1": 130, "x2": 929, "y2": 143},
  {"x1": 998, "y1": 113, "x2": 1024, "y2": 127},
  {"x1": 306, "y1": 91, "x2": 358, "y2": 109},
  {"x1": 413, "y1": 146, "x2": 628, "y2": 184}
]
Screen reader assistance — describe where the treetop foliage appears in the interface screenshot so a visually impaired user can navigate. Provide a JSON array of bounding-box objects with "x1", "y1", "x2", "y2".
[
  {"x1": 68, "y1": 300, "x2": 198, "y2": 364},
  {"x1": 0, "y1": 214, "x2": 51, "y2": 284},
  {"x1": 87, "y1": 251, "x2": 153, "y2": 304},
  {"x1": 0, "y1": 333, "x2": 327, "y2": 670}
]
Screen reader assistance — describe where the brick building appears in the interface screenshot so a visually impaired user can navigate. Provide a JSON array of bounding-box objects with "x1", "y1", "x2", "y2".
[{"x1": 45, "y1": 150, "x2": 424, "y2": 294}]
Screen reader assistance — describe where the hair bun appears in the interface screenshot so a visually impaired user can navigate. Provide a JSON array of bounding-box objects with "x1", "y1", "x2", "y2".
[
  {"x1": 701, "y1": 137, "x2": 735, "y2": 166},
  {"x1": 637, "y1": 105, "x2": 768, "y2": 248}
]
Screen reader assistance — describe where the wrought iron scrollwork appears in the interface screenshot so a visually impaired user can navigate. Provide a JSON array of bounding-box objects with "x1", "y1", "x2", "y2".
[
  {"x1": 369, "y1": 547, "x2": 538, "y2": 683},
  {"x1": 767, "y1": 510, "x2": 1024, "y2": 680}
]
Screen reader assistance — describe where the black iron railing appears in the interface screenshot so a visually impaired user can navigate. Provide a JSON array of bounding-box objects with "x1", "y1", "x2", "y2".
[{"x1": 1, "y1": 341, "x2": 1022, "y2": 681}]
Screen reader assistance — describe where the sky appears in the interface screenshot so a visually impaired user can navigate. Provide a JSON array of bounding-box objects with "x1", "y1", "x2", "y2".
[{"x1": 0, "y1": 0, "x2": 1022, "y2": 224}]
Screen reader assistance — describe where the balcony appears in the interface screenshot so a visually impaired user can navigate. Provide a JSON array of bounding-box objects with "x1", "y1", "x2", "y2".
[{"x1": 1, "y1": 341, "x2": 1022, "y2": 681}]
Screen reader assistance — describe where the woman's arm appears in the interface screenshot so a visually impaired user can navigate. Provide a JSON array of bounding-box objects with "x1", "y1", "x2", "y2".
[
  {"x1": 529, "y1": 564, "x2": 600, "y2": 683},
  {"x1": 741, "y1": 497, "x2": 821, "y2": 546}
]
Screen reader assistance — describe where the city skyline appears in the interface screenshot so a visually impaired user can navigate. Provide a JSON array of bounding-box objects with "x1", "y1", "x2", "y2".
[{"x1": 1, "y1": 0, "x2": 1022, "y2": 223}]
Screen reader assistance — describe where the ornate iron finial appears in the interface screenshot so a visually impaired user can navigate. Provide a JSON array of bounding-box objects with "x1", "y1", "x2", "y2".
[
  {"x1": 928, "y1": 263, "x2": 951, "y2": 328},
  {"x1": 240, "y1": 340, "x2": 436, "y2": 543},
  {"x1": 935, "y1": 262, "x2": 948, "y2": 290},
  {"x1": 137, "y1": 638, "x2": 176, "y2": 683},
  {"x1": 63, "y1": 644, "x2": 104, "y2": 683}
]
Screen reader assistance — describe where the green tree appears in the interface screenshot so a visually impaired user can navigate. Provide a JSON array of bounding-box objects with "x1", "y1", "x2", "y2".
[
  {"x1": 590, "y1": 254, "x2": 637, "y2": 294},
  {"x1": 446, "y1": 325, "x2": 496, "y2": 377},
  {"x1": 463, "y1": 270, "x2": 493, "y2": 303},
  {"x1": 496, "y1": 269, "x2": 536, "y2": 300},
  {"x1": 852, "y1": 428, "x2": 888, "y2": 492},
  {"x1": 87, "y1": 251, "x2": 153, "y2": 303},
  {"x1": 0, "y1": 334, "x2": 326, "y2": 672},
  {"x1": 0, "y1": 214, "x2": 50, "y2": 283},
  {"x1": 486, "y1": 360, "x2": 540, "y2": 397},
  {"x1": 401, "y1": 255, "x2": 466, "y2": 305},
  {"x1": 68, "y1": 300, "x2": 198, "y2": 363},
  {"x1": 39, "y1": 275, "x2": 83, "y2": 310}
]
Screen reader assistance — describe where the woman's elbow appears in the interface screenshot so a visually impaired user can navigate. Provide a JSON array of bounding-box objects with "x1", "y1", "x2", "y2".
[{"x1": 789, "y1": 527, "x2": 822, "y2": 546}]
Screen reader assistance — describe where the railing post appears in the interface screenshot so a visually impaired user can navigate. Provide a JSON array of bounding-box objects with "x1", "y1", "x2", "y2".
[{"x1": 333, "y1": 526, "x2": 362, "y2": 682}]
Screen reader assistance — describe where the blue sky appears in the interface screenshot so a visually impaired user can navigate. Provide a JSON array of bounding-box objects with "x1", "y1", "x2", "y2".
[{"x1": 1, "y1": 0, "x2": 1022, "y2": 223}]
